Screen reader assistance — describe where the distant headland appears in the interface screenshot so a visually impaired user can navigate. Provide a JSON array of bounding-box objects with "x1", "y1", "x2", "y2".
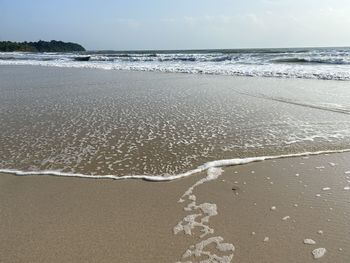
[{"x1": 0, "y1": 40, "x2": 85, "y2": 52}]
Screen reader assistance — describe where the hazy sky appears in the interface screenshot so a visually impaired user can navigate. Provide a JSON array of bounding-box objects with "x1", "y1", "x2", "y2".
[{"x1": 1, "y1": 0, "x2": 350, "y2": 50}]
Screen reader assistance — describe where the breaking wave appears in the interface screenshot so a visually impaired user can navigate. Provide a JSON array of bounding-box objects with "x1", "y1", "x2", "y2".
[{"x1": 2, "y1": 47, "x2": 350, "y2": 80}]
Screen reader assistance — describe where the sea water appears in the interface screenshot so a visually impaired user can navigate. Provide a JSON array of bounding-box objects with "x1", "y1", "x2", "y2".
[
  {"x1": 1, "y1": 49, "x2": 350, "y2": 178},
  {"x1": 2, "y1": 47, "x2": 350, "y2": 80}
]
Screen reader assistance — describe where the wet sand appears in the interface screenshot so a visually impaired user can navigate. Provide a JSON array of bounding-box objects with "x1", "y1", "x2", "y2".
[
  {"x1": 2, "y1": 65, "x2": 350, "y2": 176},
  {"x1": 1, "y1": 152, "x2": 350, "y2": 262}
]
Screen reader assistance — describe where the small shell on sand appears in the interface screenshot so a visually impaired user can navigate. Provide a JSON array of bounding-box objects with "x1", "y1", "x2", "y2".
[
  {"x1": 304, "y1": 239, "x2": 316, "y2": 245},
  {"x1": 271, "y1": 206, "x2": 276, "y2": 211},
  {"x1": 282, "y1": 216, "x2": 290, "y2": 221},
  {"x1": 322, "y1": 187, "x2": 331, "y2": 191},
  {"x1": 263, "y1": 237, "x2": 269, "y2": 242},
  {"x1": 312, "y1": 248, "x2": 326, "y2": 259}
]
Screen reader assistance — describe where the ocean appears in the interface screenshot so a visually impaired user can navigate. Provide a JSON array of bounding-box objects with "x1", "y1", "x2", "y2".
[
  {"x1": 1, "y1": 48, "x2": 350, "y2": 179},
  {"x1": 3, "y1": 49, "x2": 350, "y2": 263},
  {"x1": 1, "y1": 47, "x2": 350, "y2": 80}
]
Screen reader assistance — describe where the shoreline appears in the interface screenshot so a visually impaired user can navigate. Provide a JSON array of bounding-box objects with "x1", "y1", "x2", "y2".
[
  {"x1": 1, "y1": 64, "x2": 350, "y2": 262},
  {"x1": 1, "y1": 151, "x2": 350, "y2": 262},
  {"x1": 1, "y1": 148, "x2": 350, "y2": 182}
]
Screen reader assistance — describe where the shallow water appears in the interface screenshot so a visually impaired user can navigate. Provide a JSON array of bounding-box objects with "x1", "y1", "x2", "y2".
[{"x1": 1, "y1": 65, "x2": 350, "y2": 176}]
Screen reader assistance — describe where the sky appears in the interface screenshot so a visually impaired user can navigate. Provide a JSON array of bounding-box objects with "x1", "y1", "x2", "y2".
[{"x1": 1, "y1": 0, "x2": 350, "y2": 50}]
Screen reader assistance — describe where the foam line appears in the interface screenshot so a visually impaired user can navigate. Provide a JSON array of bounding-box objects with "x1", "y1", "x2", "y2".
[{"x1": 1, "y1": 149, "x2": 350, "y2": 182}]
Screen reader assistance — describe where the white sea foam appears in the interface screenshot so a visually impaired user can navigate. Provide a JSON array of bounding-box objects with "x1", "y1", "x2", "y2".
[
  {"x1": 174, "y1": 168, "x2": 222, "y2": 238},
  {"x1": 174, "y1": 167, "x2": 235, "y2": 262},
  {"x1": 3, "y1": 49, "x2": 350, "y2": 81},
  {"x1": 312, "y1": 248, "x2": 327, "y2": 259},
  {"x1": 1, "y1": 149, "x2": 350, "y2": 182},
  {"x1": 179, "y1": 236, "x2": 234, "y2": 263},
  {"x1": 304, "y1": 239, "x2": 316, "y2": 245}
]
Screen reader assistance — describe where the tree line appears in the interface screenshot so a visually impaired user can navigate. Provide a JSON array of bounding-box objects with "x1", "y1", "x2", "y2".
[{"x1": 0, "y1": 40, "x2": 85, "y2": 52}]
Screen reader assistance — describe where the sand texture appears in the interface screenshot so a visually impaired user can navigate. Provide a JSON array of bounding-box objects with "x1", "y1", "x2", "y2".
[{"x1": 1, "y1": 152, "x2": 350, "y2": 262}]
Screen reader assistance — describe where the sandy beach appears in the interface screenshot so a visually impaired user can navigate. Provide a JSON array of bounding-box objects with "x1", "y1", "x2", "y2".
[
  {"x1": 1, "y1": 66, "x2": 350, "y2": 262},
  {"x1": 1, "y1": 151, "x2": 350, "y2": 262},
  {"x1": 3, "y1": 1, "x2": 350, "y2": 262}
]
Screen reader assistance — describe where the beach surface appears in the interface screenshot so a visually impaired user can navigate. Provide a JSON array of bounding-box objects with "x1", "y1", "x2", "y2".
[
  {"x1": 1, "y1": 65, "x2": 350, "y2": 262},
  {"x1": 1, "y1": 151, "x2": 350, "y2": 262}
]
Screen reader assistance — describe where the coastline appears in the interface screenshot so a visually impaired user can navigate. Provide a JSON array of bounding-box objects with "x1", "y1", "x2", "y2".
[
  {"x1": 1, "y1": 65, "x2": 350, "y2": 262},
  {"x1": 1, "y1": 151, "x2": 350, "y2": 262},
  {"x1": 3, "y1": 2, "x2": 350, "y2": 263}
]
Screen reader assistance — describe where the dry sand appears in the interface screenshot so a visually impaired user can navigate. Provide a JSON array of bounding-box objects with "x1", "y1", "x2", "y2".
[{"x1": 1, "y1": 152, "x2": 350, "y2": 262}]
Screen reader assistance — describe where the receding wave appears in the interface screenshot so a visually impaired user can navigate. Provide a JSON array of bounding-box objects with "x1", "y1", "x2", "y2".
[{"x1": 1, "y1": 149, "x2": 350, "y2": 182}]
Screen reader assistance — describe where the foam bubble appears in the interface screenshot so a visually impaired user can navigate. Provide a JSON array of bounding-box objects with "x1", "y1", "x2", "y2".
[
  {"x1": 304, "y1": 239, "x2": 316, "y2": 245},
  {"x1": 180, "y1": 236, "x2": 234, "y2": 263},
  {"x1": 312, "y1": 248, "x2": 326, "y2": 259}
]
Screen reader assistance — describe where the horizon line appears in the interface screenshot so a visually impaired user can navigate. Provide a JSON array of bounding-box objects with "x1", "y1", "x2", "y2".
[{"x1": 86, "y1": 45, "x2": 350, "y2": 52}]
